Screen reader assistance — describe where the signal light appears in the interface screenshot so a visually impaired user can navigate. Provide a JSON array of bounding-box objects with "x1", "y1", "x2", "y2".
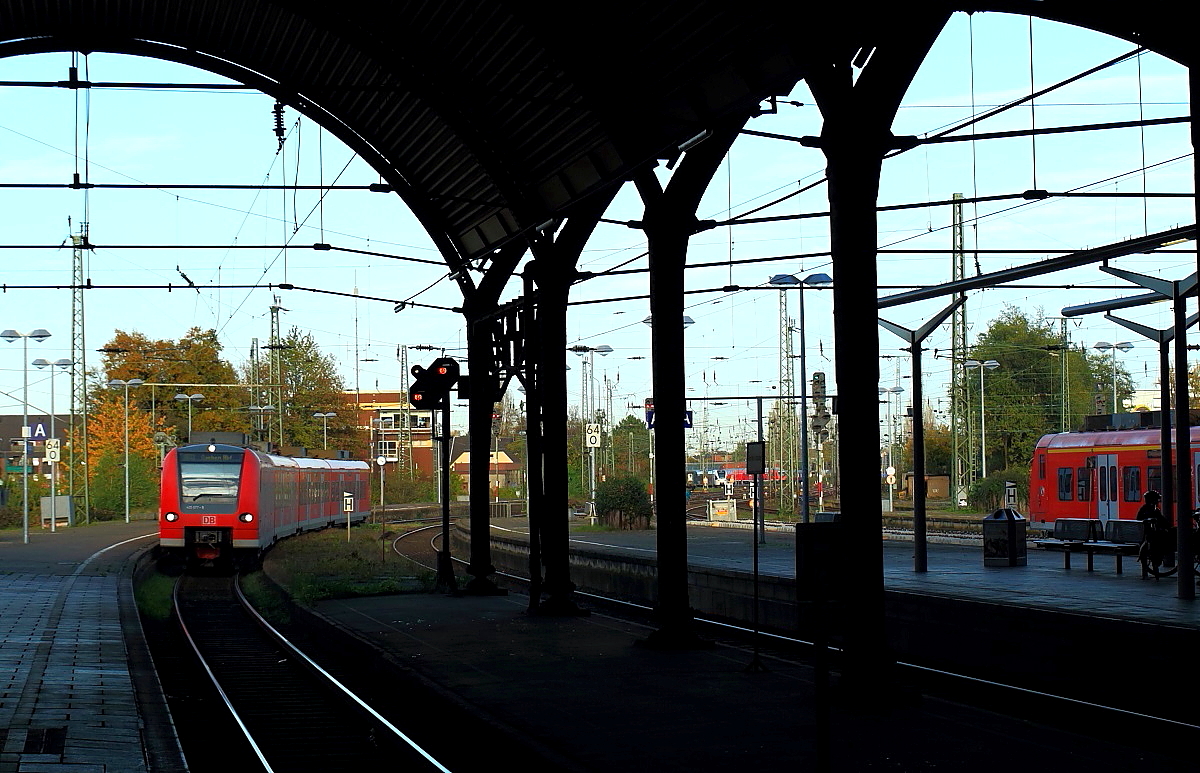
[{"x1": 409, "y1": 356, "x2": 460, "y2": 409}]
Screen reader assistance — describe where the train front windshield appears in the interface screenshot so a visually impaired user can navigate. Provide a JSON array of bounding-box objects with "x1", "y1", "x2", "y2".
[{"x1": 177, "y1": 451, "x2": 242, "y2": 505}]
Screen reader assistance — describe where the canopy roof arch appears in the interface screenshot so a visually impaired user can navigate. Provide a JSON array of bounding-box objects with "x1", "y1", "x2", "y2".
[{"x1": 0, "y1": 2, "x2": 1187, "y2": 296}]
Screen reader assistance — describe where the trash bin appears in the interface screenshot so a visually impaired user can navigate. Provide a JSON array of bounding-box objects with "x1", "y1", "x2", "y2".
[
  {"x1": 983, "y1": 508, "x2": 1027, "y2": 567},
  {"x1": 795, "y1": 521, "x2": 848, "y2": 601}
]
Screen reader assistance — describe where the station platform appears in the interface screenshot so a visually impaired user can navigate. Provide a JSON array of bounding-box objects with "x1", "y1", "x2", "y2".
[
  {"x1": 3, "y1": 518, "x2": 1196, "y2": 771},
  {"x1": 0, "y1": 520, "x2": 183, "y2": 773},
  {"x1": 307, "y1": 523, "x2": 1198, "y2": 772}
]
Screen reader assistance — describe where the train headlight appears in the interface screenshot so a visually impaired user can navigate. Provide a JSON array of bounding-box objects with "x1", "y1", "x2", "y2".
[
  {"x1": 239, "y1": 512, "x2": 255, "y2": 523},
  {"x1": 164, "y1": 512, "x2": 179, "y2": 522}
]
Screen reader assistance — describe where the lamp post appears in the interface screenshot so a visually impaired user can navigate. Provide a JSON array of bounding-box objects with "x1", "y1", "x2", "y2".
[
  {"x1": 314, "y1": 412, "x2": 337, "y2": 449},
  {"x1": 108, "y1": 378, "x2": 144, "y2": 523},
  {"x1": 248, "y1": 405, "x2": 275, "y2": 446},
  {"x1": 878, "y1": 385, "x2": 905, "y2": 511},
  {"x1": 568, "y1": 343, "x2": 613, "y2": 516},
  {"x1": 1094, "y1": 341, "x2": 1134, "y2": 413},
  {"x1": 174, "y1": 392, "x2": 204, "y2": 440},
  {"x1": 768, "y1": 272, "x2": 834, "y2": 522},
  {"x1": 2, "y1": 328, "x2": 50, "y2": 544},
  {"x1": 33, "y1": 357, "x2": 73, "y2": 532},
  {"x1": 964, "y1": 360, "x2": 1000, "y2": 479}
]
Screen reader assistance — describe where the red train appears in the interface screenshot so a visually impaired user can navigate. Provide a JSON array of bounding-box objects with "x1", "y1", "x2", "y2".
[
  {"x1": 158, "y1": 442, "x2": 371, "y2": 566},
  {"x1": 1029, "y1": 427, "x2": 1200, "y2": 524}
]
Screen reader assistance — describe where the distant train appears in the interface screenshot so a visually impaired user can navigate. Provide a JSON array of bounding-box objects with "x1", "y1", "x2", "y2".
[
  {"x1": 1029, "y1": 427, "x2": 1200, "y2": 524},
  {"x1": 158, "y1": 442, "x2": 371, "y2": 566}
]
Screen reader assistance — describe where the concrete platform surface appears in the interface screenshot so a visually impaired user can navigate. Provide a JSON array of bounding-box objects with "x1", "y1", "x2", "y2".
[
  {"x1": 309, "y1": 522, "x2": 1195, "y2": 772},
  {"x1": 0, "y1": 520, "x2": 182, "y2": 773}
]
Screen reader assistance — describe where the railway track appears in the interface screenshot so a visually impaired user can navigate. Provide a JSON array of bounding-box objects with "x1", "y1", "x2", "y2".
[{"x1": 173, "y1": 573, "x2": 451, "y2": 773}]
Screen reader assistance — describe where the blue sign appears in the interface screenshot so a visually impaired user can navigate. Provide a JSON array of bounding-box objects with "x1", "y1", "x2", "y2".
[{"x1": 645, "y1": 410, "x2": 694, "y2": 429}]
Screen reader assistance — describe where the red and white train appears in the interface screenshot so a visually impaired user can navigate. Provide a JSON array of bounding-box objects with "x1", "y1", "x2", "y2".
[
  {"x1": 158, "y1": 442, "x2": 371, "y2": 565},
  {"x1": 1029, "y1": 427, "x2": 1200, "y2": 524}
]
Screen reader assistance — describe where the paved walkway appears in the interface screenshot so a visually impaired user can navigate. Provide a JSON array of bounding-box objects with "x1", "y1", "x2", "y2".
[{"x1": 0, "y1": 520, "x2": 181, "y2": 773}]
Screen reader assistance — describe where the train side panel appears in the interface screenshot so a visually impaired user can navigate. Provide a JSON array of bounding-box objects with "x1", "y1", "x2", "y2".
[{"x1": 1030, "y1": 427, "x2": 1200, "y2": 524}]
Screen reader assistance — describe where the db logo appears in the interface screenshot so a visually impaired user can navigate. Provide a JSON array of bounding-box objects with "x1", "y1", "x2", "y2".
[{"x1": 202, "y1": 516, "x2": 217, "y2": 525}]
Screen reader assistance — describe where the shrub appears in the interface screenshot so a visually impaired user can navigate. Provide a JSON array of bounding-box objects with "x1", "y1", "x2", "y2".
[{"x1": 594, "y1": 477, "x2": 652, "y2": 530}]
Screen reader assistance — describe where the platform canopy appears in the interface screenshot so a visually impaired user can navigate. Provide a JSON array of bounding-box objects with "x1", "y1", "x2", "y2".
[{"x1": 0, "y1": 1, "x2": 1189, "y2": 284}]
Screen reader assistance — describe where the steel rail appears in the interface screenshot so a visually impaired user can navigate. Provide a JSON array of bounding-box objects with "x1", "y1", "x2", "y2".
[
  {"x1": 232, "y1": 578, "x2": 453, "y2": 773},
  {"x1": 171, "y1": 578, "x2": 274, "y2": 773}
]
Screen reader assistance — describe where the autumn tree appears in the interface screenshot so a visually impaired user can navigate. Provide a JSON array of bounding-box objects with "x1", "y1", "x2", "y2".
[
  {"x1": 74, "y1": 390, "x2": 160, "y2": 517},
  {"x1": 99, "y1": 328, "x2": 248, "y2": 441}
]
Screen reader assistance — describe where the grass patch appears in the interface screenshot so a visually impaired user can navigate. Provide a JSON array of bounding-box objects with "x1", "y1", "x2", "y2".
[
  {"x1": 262, "y1": 523, "x2": 436, "y2": 605},
  {"x1": 134, "y1": 570, "x2": 177, "y2": 622}
]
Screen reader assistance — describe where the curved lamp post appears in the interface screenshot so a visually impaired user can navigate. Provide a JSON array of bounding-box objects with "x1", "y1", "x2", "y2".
[
  {"x1": 108, "y1": 378, "x2": 144, "y2": 522},
  {"x1": 2, "y1": 328, "x2": 50, "y2": 543}
]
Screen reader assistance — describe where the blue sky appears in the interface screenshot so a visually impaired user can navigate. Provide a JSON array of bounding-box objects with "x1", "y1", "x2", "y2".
[{"x1": 0, "y1": 11, "x2": 1193, "y2": 449}]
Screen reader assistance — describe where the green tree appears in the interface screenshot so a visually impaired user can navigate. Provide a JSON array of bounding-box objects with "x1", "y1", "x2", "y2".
[
  {"x1": 610, "y1": 414, "x2": 652, "y2": 482},
  {"x1": 963, "y1": 307, "x2": 1109, "y2": 474},
  {"x1": 242, "y1": 327, "x2": 363, "y2": 452}
]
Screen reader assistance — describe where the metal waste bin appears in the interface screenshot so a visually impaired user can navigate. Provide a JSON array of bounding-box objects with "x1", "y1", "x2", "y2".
[{"x1": 982, "y1": 508, "x2": 1027, "y2": 567}]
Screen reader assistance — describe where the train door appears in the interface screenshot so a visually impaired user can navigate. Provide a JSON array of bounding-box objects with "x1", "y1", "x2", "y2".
[
  {"x1": 1194, "y1": 451, "x2": 1200, "y2": 511},
  {"x1": 1096, "y1": 453, "x2": 1118, "y2": 523}
]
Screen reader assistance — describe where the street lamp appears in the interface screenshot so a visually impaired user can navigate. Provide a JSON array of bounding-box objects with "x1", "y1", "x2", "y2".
[
  {"x1": 769, "y1": 272, "x2": 834, "y2": 523},
  {"x1": 878, "y1": 385, "x2": 905, "y2": 511},
  {"x1": 314, "y1": 412, "x2": 337, "y2": 449},
  {"x1": 964, "y1": 360, "x2": 1000, "y2": 479},
  {"x1": 174, "y1": 392, "x2": 204, "y2": 440},
  {"x1": 1094, "y1": 341, "x2": 1134, "y2": 413},
  {"x1": 2, "y1": 328, "x2": 50, "y2": 544},
  {"x1": 33, "y1": 357, "x2": 73, "y2": 532},
  {"x1": 568, "y1": 343, "x2": 613, "y2": 516},
  {"x1": 108, "y1": 378, "x2": 144, "y2": 523}
]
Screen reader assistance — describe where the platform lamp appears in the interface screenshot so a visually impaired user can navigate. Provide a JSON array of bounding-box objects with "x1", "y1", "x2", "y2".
[
  {"x1": 1094, "y1": 341, "x2": 1134, "y2": 413},
  {"x1": 964, "y1": 360, "x2": 1000, "y2": 479},
  {"x1": 174, "y1": 393, "x2": 204, "y2": 441},
  {"x1": 108, "y1": 378, "x2": 144, "y2": 523},
  {"x1": 2, "y1": 328, "x2": 50, "y2": 544},
  {"x1": 314, "y1": 412, "x2": 337, "y2": 449},
  {"x1": 33, "y1": 357, "x2": 74, "y2": 532}
]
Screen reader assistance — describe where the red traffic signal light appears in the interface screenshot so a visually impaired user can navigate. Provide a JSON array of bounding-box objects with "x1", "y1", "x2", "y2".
[{"x1": 409, "y1": 357, "x2": 460, "y2": 409}]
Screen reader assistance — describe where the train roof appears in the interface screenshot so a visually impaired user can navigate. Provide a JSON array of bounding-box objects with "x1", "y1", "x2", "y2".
[
  {"x1": 1034, "y1": 426, "x2": 1200, "y2": 450},
  {"x1": 173, "y1": 443, "x2": 370, "y2": 470}
]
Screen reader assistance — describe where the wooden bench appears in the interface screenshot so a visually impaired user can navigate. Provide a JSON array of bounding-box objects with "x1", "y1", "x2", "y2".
[{"x1": 1033, "y1": 518, "x2": 1144, "y2": 574}]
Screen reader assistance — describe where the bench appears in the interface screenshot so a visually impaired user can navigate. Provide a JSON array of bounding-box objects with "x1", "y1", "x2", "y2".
[{"x1": 1033, "y1": 518, "x2": 1145, "y2": 574}]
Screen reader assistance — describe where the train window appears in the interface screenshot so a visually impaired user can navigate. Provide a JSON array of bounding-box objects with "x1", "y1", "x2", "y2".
[
  {"x1": 1038, "y1": 454, "x2": 1045, "y2": 480},
  {"x1": 1098, "y1": 466, "x2": 1108, "y2": 502},
  {"x1": 1122, "y1": 467, "x2": 1141, "y2": 502},
  {"x1": 1076, "y1": 468, "x2": 1091, "y2": 501},
  {"x1": 1057, "y1": 468, "x2": 1073, "y2": 500},
  {"x1": 178, "y1": 455, "x2": 242, "y2": 504},
  {"x1": 1148, "y1": 466, "x2": 1162, "y2": 495}
]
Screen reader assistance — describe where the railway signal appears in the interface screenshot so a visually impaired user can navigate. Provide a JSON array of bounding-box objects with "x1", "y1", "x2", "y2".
[{"x1": 409, "y1": 357, "x2": 460, "y2": 408}]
